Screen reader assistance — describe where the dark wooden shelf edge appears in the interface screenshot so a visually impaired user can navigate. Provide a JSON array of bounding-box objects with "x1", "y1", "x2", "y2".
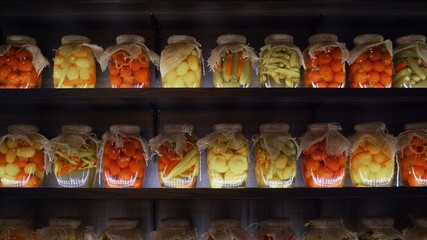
[{"x1": 1, "y1": 187, "x2": 426, "y2": 200}]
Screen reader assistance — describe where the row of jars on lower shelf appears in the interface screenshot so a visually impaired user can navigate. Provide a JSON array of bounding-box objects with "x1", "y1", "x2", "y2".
[
  {"x1": 1, "y1": 217, "x2": 427, "y2": 240},
  {"x1": 1, "y1": 121, "x2": 426, "y2": 188}
]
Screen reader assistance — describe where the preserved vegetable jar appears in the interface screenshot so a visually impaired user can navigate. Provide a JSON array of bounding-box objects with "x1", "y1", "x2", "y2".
[
  {"x1": 0, "y1": 219, "x2": 32, "y2": 240},
  {"x1": 403, "y1": 217, "x2": 427, "y2": 240},
  {"x1": 101, "y1": 125, "x2": 149, "y2": 188},
  {"x1": 160, "y1": 35, "x2": 202, "y2": 87},
  {"x1": 150, "y1": 218, "x2": 197, "y2": 240},
  {"x1": 101, "y1": 34, "x2": 160, "y2": 88},
  {"x1": 197, "y1": 124, "x2": 249, "y2": 188},
  {"x1": 349, "y1": 122, "x2": 396, "y2": 187},
  {"x1": 348, "y1": 34, "x2": 393, "y2": 88},
  {"x1": 36, "y1": 218, "x2": 95, "y2": 240},
  {"x1": 254, "y1": 219, "x2": 297, "y2": 240},
  {"x1": 259, "y1": 34, "x2": 304, "y2": 88},
  {"x1": 48, "y1": 125, "x2": 98, "y2": 188},
  {"x1": 300, "y1": 123, "x2": 349, "y2": 188},
  {"x1": 98, "y1": 219, "x2": 144, "y2": 240},
  {"x1": 208, "y1": 34, "x2": 257, "y2": 88},
  {"x1": 202, "y1": 219, "x2": 249, "y2": 240},
  {"x1": 0, "y1": 124, "x2": 47, "y2": 187},
  {"x1": 393, "y1": 35, "x2": 427, "y2": 88},
  {"x1": 358, "y1": 218, "x2": 404, "y2": 240},
  {"x1": 0, "y1": 35, "x2": 49, "y2": 88},
  {"x1": 253, "y1": 123, "x2": 298, "y2": 188},
  {"x1": 397, "y1": 122, "x2": 427, "y2": 186},
  {"x1": 304, "y1": 218, "x2": 356, "y2": 240},
  {"x1": 303, "y1": 34, "x2": 348, "y2": 88},
  {"x1": 149, "y1": 124, "x2": 199, "y2": 188},
  {"x1": 53, "y1": 35, "x2": 102, "y2": 88}
]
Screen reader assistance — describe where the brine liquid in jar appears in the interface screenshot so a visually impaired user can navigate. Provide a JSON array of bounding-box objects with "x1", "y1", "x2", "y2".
[
  {"x1": 304, "y1": 218, "x2": 356, "y2": 240},
  {"x1": 0, "y1": 219, "x2": 32, "y2": 240},
  {"x1": 254, "y1": 219, "x2": 297, "y2": 240}
]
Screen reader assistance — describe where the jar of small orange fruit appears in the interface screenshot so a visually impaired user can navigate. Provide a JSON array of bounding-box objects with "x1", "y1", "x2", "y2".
[
  {"x1": 0, "y1": 35, "x2": 49, "y2": 88},
  {"x1": 303, "y1": 34, "x2": 348, "y2": 88},
  {"x1": 0, "y1": 124, "x2": 47, "y2": 188},
  {"x1": 101, "y1": 124, "x2": 149, "y2": 188},
  {"x1": 348, "y1": 34, "x2": 393, "y2": 88},
  {"x1": 101, "y1": 34, "x2": 159, "y2": 88},
  {"x1": 397, "y1": 122, "x2": 427, "y2": 186},
  {"x1": 0, "y1": 219, "x2": 33, "y2": 240}
]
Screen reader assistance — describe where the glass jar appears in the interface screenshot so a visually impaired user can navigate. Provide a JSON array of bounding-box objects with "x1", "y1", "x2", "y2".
[
  {"x1": 203, "y1": 219, "x2": 249, "y2": 240},
  {"x1": 300, "y1": 123, "x2": 349, "y2": 188},
  {"x1": 254, "y1": 219, "x2": 297, "y2": 240},
  {"x1": 49, "y1": 125, "x2": 98, "y2": 188},
  {"x1": 348, "y1": 34, "x2": 393, "y2": 88},
  {"x1": 101, "y1": 125, "x2": 149, "y2": 188},
  {"x1": 397, "y1": 122, "x2": 427, "y2": 186},
  {"x1": 150, "y1": 218, "x2": 197, "y2": 240},
  {"x1": 101, "y1": 34, "x2": 159, "y2": 88},
  {"x1": 160, "y1": 35, "x2": 202, "y2": 88},
  {"x1": 99, "y1": 219, "x2": 144, "y2": 240},
  {"x1": 208, "y1": 34, "x2": 257, "y2": 88},
  {"x1": 36, "y1": 218, "x2": 95, "y2": 240},
  {"x1": 0, "y1": 35, "x2": 49, "y2": 88},
  {"x1": 358, "y1": 218, "x2": 404, "y2": 240},
  {"x1": 403, "y1": 217, "x2": 427, "y2": 240},
  {"x1": 304, "y1": 218, "x2": 356, "y2": 240},
  {"x1": 53, "y1": 35, "x2": 102, "y2": 88},
  {"x1": 149, "y1": 124, "x2": 199, "y2": 188},
  {"x1": 303, "y1": 34, "x2": 348, "y2": 88},
  {"x1": 0, "y1": 124, "x2": 47, "y2": 187},
  {"x1": 393, "y1": 35, "x2": 427, "y2": 88},
  {"x1": 259, "y1": 34, "x2": 303, "y2": 88},
  {"x1": 0, "y1": 219, "x2": 32, "y2": 240},
  {"x1": 197, "y1": 124, "x2": 249, "y2": 188},
  {"x1": 253, "y1": 123, "x2": 298, "y2": 188},
  {"x1": 349, "y1": 122, "x2": 396, "y2": 187}
]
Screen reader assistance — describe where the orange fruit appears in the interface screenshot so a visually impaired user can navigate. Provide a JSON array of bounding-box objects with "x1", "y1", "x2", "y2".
[
  {"x1": 118, "y1": 168, "x2": 133, "y2": 182},
  {"x1": 355, "y1": 52, "x2": 368, "y2": 63},
  {"x1": 130, "y1": 59, "x2": 142, "y2": 71},
  {"x1": 367, "y1": 71, "x2": 380, "y2": 83},
  {"x1": 379, "y1": 72, "x2": 392, "y2": 86},
  {"x1": 110, "y1": 75, "x2": 122, "y2": 88},
  {"x1": 117, "y1": 156, "x2": 130, "y2": 169},
  {"x1": 361, "y1": 60, "x2": 373, "y2": 72},
  {"x1": 331, "y1": 59, "x2": 342, "y2": 72},
  {"x1": 373, "y1": 60, "x2": 385, "y2": 72},
  {"x1": 15, "y1": 49, "x2": 32, "y2": 60},
  {"x1": 369, "y1": 49, "x2": 382, "y2": 61},
  {"x1": 135, "y1": 69, "x2": 149, "y2": 85},
  {"x1": 331, "y1": 47, "x2": 343, "y2": 60},
  {"x1": 108, "y1": 161, "x2": 121, "y2": 176},
  {"x1": 109, "y1": 63, "x2": 120, "y2": 76},
  {"x1": 305, "y1": 57, "x2": 319, "y2": 69},
  {"x1": 318, "y1": 52, "x2": 332, "y2": 64},
  {"x1": 381, "y1": 54, "x2": 392, "y2": 65},
  {"x1": 354, "y1": 71, "x2": 367, "y2": 85},
  {"x1": 129, "y1": 159, "x2": 140, "y2": 174},
  {"x1": 334, "y1": 72, "x2": 346, "y2": 84}
]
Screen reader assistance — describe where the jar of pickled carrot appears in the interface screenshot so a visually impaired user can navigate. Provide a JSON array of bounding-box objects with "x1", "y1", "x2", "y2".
[
  {"x1": 36, "y1": 218, "x2": 95, "y2": 240},
  {"x1": 49, "y1": 125, "x2": 98, "y2": 188},
  {"x1": 151, "y1": 218, "x2": 197, "y2": 240},
  {"x1": 254, "y1": 219, "x2": 297, "y2": 240},
  {"x1": 197, "y1": 124, "x2": 249, "y2": 188},
  {"x1": 0, "y1": 35, "x2": 49, "y2": 88},
  {"x1": 0, "y1": 125, "x2": 47, "y2": 187},
  {"x1": 208, "y1": 34, "x2": 257, "y2": 88},
  {"x1": 254, "y1": 123, "x2": 298, "y2": 188},
  {"x1": 101, "y1": 34, "x2": 159, "y2": 88},
  {"x1": 303, "y1": 34, "x2": 348, "y2": 88},
  {"x1": 300, "y1": 123, "x2": 349, "y2": 188},
  {"x1": 203, "y1": 219, "x2": 249, "y2": 240},
  {"x1": 99, "y1": 219, "x2": 144, "y2": 240},
  {"x1": 348, "y1": 34, "x2": 393, "y2": 88},
  {"x1": 149, "y1": 124, "x2": 199, "y2": 188},
  {"x1": 404, "y1": 217, "x2": 427, "y2": 240},
  {"x1": 0, "y1": 219, "x2": 32, "y2": 240},
  {"x1": 160, "y1": 35, "x2": 202, "y2": 88},
  {"x1": 304, "y1": 218, "x2": 356, "y2": 240},
  {"x1": 53, "y1": 35, "x2": 102, "y2": 88},
  {"x1": 259, "y1": 34, "x2": 303, "y2": 88},
  {"x1": 397, "y1": 122, "x2": 427, "y2": 186},
  {"x1": 358, "y1": 218, "x2": 404, "y2": 240},
  {"x1": 101, "y1": 125, "x2": 149, "y2": 188},
  {"x1": 393, "y1": 35, "x2": 427, "y2": 88},
  {"x1": 349, "y1": 122, "x2": 396, "y2": 187}
]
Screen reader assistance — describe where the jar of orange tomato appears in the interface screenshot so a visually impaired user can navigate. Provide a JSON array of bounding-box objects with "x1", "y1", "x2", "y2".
[
  {"x1": 0, "y1": 124, "x2": 47, "y2": 187},
  {"x1": 101, "y1": 34, "x2": 159, "y2": 88},
  {"x1": 53, "y1": 35, "x2": 103, "y2": 88},
  {"x1": 348, "y1": 34, "x2": 393, "y2": 88},
  {"x1": 0, "y1": 219, "x2": 32, "y2": 240},
  {"x1": 300, "y1": 123, "x2": 349, "y2": 188},
  {"x1": 0, "y1": 35, "x2": 49, "y2": 88},
  {"x1": 303, "y1": 34, "x2": 348, "y2": 88},
  {"x1": 101, "y1": 124, "x2": 149, "y2": 188},
  {"x1": 397, "y1": 122, "x2": 427, "y2": 186}
]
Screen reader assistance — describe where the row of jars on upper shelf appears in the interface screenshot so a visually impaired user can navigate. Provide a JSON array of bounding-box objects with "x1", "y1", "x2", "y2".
[
  {"x1": 0, "y1": 121, "x2": 426, "y2": 188},
  {"x1": 0, "y1": 33, "x2": 426, "y2": 89},
  {"x1": 2, "y1": 217, "x2": 427, "y2": 240}
]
